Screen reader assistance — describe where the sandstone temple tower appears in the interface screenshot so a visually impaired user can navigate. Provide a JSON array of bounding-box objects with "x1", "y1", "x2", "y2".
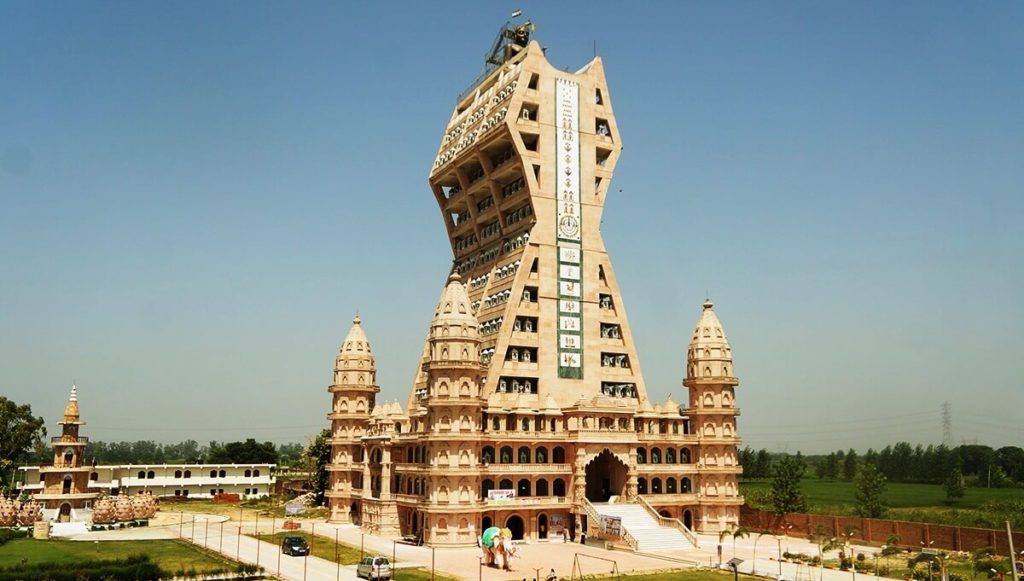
[
  {"x1": 34, "y1": 384, "x2": 100, "y2": 521},
  {"x1": 325, "y1": 19, "x2": 743, "y2": 547}
]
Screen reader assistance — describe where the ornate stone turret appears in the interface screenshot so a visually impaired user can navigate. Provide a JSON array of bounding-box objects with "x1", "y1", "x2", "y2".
[
  {"x1": 685, "y1": 299, "x2": 735, "y2": 382},
  {"x1": 326, "y1": 316, "x2": 380, "y2": 524},
  {"x1": 32, "y1": 384, "x2": 99, "y2": 521},
  {"x1": 683, "y1": 299, "x2": 743, "y2": 531}
]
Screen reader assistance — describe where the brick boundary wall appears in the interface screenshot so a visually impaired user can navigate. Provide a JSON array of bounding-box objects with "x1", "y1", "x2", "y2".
[{"x1": 740, "y1": 505, "x2": 1024, "y2": 556}]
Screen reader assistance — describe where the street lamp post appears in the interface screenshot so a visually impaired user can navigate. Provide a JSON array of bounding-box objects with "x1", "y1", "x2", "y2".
[
  {"x1": 921, "y1": 540, "x2": 935, "y2": 581},
  {"x1": 753, "y1": 534, "x2": 762, "y2": 576},
  {"x1": 777, "y1": 536, "x2": 784, "y2": 579}
]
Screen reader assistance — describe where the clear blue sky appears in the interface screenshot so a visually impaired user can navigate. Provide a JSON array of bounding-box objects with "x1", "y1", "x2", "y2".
[{"x1": 2, "y1": 1, "x2": 1021, "y2": 453}]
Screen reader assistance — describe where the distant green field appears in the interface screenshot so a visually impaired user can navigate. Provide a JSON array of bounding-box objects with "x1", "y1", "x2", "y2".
[
  {"x1": 740, "y1": 478, "x2": 1024, "y2": 528},
  {"x1": 0, "y1": 538, "x2": 235, "y2": 574},
  {"x1": 742, "y1": 479, "x2": 1022, "y2": 509}
]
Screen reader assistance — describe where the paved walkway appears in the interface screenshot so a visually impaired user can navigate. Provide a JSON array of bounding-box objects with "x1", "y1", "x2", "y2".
[{"x1": 64, "y1": 512, "x2": 905, "y2": 581}]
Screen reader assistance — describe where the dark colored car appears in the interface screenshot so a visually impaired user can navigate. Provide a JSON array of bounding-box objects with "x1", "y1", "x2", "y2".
[{"x1": 281, "y1": 536, "x2": 310, "y2": 556}]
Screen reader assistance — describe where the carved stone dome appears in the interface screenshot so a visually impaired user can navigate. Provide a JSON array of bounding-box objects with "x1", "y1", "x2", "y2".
[{"x1": 685, "y1": 299, "x2": 735, "y2": 380}]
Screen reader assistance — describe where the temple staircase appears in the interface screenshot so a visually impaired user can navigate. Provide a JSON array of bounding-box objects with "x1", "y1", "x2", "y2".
[{"x1": 585, "y1": 498, "x2": 697, "y2": 552}]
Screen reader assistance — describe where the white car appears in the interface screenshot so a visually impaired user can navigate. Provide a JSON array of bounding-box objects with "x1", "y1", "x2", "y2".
[{"x1": 356, "y1": 556, "x2": 392, "y2": 580}]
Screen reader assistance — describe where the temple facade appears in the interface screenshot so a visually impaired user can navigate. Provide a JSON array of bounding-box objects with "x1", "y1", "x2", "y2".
[{"x1": 325, "y1": 21, "x2": 743, "y2": 546}]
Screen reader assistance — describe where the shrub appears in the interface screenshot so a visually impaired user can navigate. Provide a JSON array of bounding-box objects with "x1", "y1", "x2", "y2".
[
  {"x1": 0, "y1": 529, "x2": 28, "y2": 547},
  {"x1": 0, "y1": 554, "x2": 164, "y2": 581}
]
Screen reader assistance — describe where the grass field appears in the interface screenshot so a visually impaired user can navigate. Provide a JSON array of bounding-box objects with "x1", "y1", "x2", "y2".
[
  {"x1": 740, "y1": 478, "x2": 1024, "y2": 527},
  {"x1": 252, "y1": 530, "x2": 381, "y2": 565},
  {"x1": 159, "y1": 496, "x2": 329, "y2": 521},
  {"x1": 250, "y1": 532, "x2": 458, "y2": 581},
  {"x1": 0, "y1": 538, "x2": 236, "y2": 574}
]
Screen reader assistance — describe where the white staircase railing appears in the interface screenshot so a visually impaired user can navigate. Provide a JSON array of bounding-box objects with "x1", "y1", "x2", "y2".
[
  {"x1": 637, "y1": 495, "x2": 699, "y2": 548},
  {"x1": 581, "y1": 497, "x2": 639, "y2": 550}
]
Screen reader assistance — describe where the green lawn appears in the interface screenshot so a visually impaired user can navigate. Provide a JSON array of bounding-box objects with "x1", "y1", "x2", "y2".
[
  {"x1": 0, "y1": 538, "x2": 236, "y2": 574},
  {"x1": 250, "y1": 532, "x2": 458, "y2": 581},
  {"x1": 740, "y1": 478, "x2": 1024, "y2": 527},
  {"x1": 253, "y1": 530, "x2": 384, "y2": 565},
  {"x1": 160, "y1": 496, "x2": 328, "y2": 521}
]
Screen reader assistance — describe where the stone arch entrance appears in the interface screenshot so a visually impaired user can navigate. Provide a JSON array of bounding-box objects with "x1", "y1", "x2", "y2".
[
  {"x1": 505, "y1": 515, "x2": 525, "y2": 540},
  {"x1": 584, "y1": 449, "x2": 628, "y2": 502},
  {"x1": 683, "y1": 509, "x2": 693, "y2": 529},
  {"x1": 482, "y1": 515, "x2": 492, "y2": 531},
  {"x1": 59, "y1": 503, "x2": 71, "y2": 523},
  {"x1": 538, "y1": 514, "x2": 548, "y2": 539}
]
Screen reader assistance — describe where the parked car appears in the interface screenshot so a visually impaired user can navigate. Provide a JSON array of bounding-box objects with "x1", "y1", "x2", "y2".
[
  {"x1": 356, "y1": 556, "x2": 392, "y2": 580},
  {"x1": 281, "y1": 536, "x2": 310, "y2": 556}
]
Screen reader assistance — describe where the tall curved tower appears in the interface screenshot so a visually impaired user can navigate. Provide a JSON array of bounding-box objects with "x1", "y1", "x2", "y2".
[{"x1": 429, "y1": 32, "x2": 645, "y2": 407}]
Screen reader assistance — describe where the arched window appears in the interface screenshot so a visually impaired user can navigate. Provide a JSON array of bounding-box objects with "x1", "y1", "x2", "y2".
[
  {"x1": 651, "y1": 448, "x2": 662, "y2": 464},
  {"x1": 667, "y1": 477, "x2": 677, "y2": 493},
  {"x1": 681, "y1": 477, "x2": 692, "y2": 493},
  {"x1": 492, "y1": 417, "x2": 501, "y2": 431},
  {"x1": 482, "y1": 446, "x2": 495, "y2": 464},
  {"x1": 62, "y1": 474, "x2": 72, "y2": 494},
  {"x1": 63, "y1": 448, "x2": 74, "y2": 465},
  {"x1": 244, "y1": 469, "x2": 252, "y2": 477},
  {"x1": 183, "y1": 470, "x2": 191, "y2": 478},
  {"x1": 482, "y1": 479, "x2": 495, "y2": 498},
  {"x1": 553, "y1": 447, "x2": 565, "y2": 463},
  {"x1": 175, "y1": 470, "x2": 182, "y2": 478},
  {"x1": 518, "y1": 446, "x2": 531, "y2": 464},
  {"x1": 506, "y1": 416, "x2": 515, "y2": 431},
  {"x1": 536, "y1": 479, "x2": 549, "y2": 496},
  {"x1": 500, "y1": 446, "x2": 513, "y2": 464},
  {"x1": 652, "y1": 478, "x2": 662, "y2": 494},
  {"x1": 219, "y1": 469, "x2": 226, "y2": 478},
  {"x1": 90, "y1": 472, "x2": 98, "y2": 481},
  {"x1": 666, "y1": 448, "x2": 677, "y2": 463},
  {"x1": 138, "y1": 470, "x2": 146, "y2": 480},
  {"x1": 517, "y1": 479, "x2": 531, "y2": 497},
  {"x1": 681, "y1": 448, "x2": 691, "y2": 464},
  {"x1": 210, "y1": 470, "x2": 217, "y2": 478},
  {"x1": 499, "y1": 479, "x2": 513, "y2": 490},
  {"x1": 252, "y1": 470, "x2": 258, "y2": 477},
  {"x1": 636, "y1": 447, "x2": 647, "y2": 464},
  {"x1": 637, "y1": 478, "x2": 648, "y2": 494},
  {"x1": 535, "y1": 447, "x2": 547, "y2": 463},
  {"x1": 553, "y1": 478, "x2": 566, "y2": 497}
]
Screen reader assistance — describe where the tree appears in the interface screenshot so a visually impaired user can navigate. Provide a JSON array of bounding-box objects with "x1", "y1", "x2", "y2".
[
  {"x1": 755, "y1": 449, "x2": 772, "y2": 479},
  {"x1": 944, "y1": 466, "x2": 965, "y2": 502},
  {"x1": 822, "y1": 452, "x2": 839, "y2": 480},
  {"x1": 305, "y1": 429, "x2": 331, "y2": 506},
  {"x1": 208, "y1": 439, "x2": 278, "y2": 464},
  {"x1": 843, "y1": 449, "x2": 859, "y2": 481},
  {"x1": 770, "y1": 455, "x2": 809, "y2": 516},
  {"x1": 854, "y1": 463, "x2": 888, "y2": 518},
  {"x1": 995, "y1": 446, "x2": 1024, "y2": 483},
  {"x1": 731, "y1": 526, "x2": 750, "y2": 558},
  {"x1": 0, "y1": 397, "x2": 47, "y2": 491}
]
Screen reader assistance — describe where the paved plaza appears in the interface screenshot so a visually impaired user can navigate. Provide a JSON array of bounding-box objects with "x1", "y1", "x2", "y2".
[{"x1": 65, "y1": 510, "x2": 903, "y2": 581}]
